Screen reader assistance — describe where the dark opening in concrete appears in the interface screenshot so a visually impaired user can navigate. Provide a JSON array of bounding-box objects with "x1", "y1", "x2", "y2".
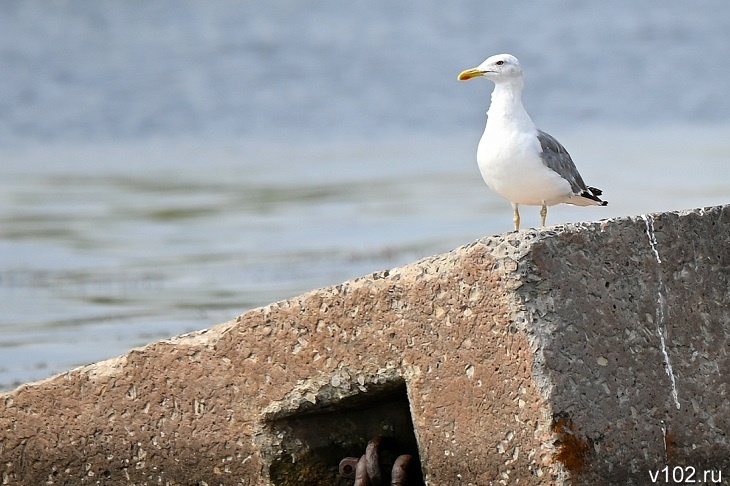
[{"x1": 266, "y1": 379, "x2": 424, "y2": 485}]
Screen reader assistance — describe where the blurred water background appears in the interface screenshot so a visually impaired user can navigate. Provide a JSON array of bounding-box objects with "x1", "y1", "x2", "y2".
[{"x1": 1, "y1": 1, "x2": 729, "y2": 390}]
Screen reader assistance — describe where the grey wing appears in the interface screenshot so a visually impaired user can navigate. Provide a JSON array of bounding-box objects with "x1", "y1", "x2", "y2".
[{"x1": 536, "y1": 129, "x2": 588, "y2": 194}]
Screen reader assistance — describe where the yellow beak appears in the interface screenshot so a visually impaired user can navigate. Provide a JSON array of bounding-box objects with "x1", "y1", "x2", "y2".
[{"x1": 457, "y1": 67, "x2": 483, "y2": 81}]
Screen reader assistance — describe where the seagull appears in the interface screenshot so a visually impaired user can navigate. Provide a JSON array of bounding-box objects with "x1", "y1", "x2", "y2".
[{"x1": 458, "y1": 53, "x2": 607, "y2": 231}]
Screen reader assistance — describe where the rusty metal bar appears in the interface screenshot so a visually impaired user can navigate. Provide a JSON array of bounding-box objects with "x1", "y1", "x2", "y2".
[
  {"x1": 339, "y1": 457, "x2": 359, "y2": 480},
  {"x1": 340, "y1": 436, "x2": 418, "y2": 485},
  {"x1": 354, "y1": 454, "x2": 370, "y2": 486},
  {"x1": 391, "y1": 454, "x2": 412, "y2": 485},
  {"x1": 365, "y1": 436, "x2": 383, "y2": 485}
]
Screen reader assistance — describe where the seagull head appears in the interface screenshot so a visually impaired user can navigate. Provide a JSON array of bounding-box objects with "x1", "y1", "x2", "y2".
[{"x1": 458, "y1": 54, "x2": 523, "y2": 83}]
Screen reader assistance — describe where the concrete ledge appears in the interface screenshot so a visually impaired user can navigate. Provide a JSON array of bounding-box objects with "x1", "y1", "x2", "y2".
[{"x1": 1, "y1": 205, "x2": 729, "y2": 485}]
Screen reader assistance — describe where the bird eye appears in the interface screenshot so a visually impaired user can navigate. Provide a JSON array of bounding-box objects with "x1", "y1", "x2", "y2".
[{"x1": 495, "y1": 60, "x2": 504, "y2": 65}]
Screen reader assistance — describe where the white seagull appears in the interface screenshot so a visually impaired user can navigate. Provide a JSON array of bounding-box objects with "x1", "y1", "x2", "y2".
[{"x1": 458, "y1": 53, "x2": 607, "y2": 231}]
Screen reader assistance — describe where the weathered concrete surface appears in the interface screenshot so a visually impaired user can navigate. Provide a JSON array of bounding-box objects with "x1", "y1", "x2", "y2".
[{"x1": 1, "y1": 204, "x2": 728, "y2": 485}]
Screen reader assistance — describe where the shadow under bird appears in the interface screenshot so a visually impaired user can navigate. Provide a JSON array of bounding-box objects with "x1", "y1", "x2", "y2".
[{"x1": 458, "y1": 53, "x2": 607, "y2": 231}]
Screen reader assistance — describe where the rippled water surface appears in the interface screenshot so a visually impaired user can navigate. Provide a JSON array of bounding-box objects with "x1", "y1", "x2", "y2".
[{"x1": 1, "y1": 1, "x2": 729, "y2": 389}]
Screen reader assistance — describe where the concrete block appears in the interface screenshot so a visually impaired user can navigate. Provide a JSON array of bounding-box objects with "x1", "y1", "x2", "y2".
[{"x1": 1, "y1": 204, "x2": 728, "y2": 485}]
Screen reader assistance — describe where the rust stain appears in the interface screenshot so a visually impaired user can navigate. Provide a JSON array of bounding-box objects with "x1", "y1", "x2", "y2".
[
  {"x1": 664, "y1": 428, "x2": 678, "y2": 463},
  {"x1": 551, "y1": 412, "x2": 593, "y2": 473}
]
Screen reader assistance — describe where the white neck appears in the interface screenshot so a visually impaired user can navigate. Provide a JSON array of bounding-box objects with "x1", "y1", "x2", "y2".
[{"x1": 485, "y1": 78, "x2": 535, "y2": 132}]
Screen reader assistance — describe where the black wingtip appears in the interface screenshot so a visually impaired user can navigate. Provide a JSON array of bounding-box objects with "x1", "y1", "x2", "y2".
[
  {"x1": 579, "y1": 189, "x2": 606, "y2": 204},
  {"x1": 587, "y1": 186, "x2": 603, "y2": 197},
  {"x1": 581, "y1": 186, "x2": 608, "y2": 205}
]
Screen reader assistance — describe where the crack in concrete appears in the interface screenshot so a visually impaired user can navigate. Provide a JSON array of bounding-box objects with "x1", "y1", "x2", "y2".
[{"x1": 642, "y1": 214, "x2": 680, "y2": 410}]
